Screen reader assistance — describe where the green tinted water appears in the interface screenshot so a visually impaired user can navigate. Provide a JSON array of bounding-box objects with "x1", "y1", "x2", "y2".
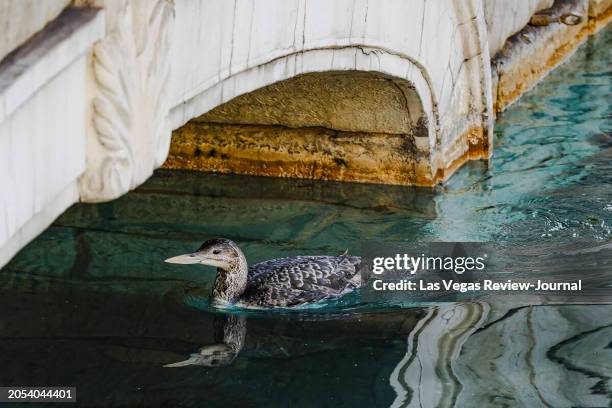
[{"x1": 1, "y1": 27, "x2": 611, "y2": 407}]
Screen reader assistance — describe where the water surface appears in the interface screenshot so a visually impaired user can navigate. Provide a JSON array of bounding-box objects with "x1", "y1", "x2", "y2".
[{"x1": 1, "y1": 27, "x2": 611, "y2": 408}]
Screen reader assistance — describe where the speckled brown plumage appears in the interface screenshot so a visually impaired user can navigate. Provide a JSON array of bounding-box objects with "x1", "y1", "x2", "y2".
[
  {"x1": 240, "y1": 254, "x2": 362, "y2": 307},
  {"x1": 166, "y1": 238, "x2": 362, "y2": 308}
]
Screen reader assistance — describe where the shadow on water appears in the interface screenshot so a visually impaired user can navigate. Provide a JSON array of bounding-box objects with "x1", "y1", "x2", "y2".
[{"x1": 0, "y1": 25, "x2": 611, "y2": 408}]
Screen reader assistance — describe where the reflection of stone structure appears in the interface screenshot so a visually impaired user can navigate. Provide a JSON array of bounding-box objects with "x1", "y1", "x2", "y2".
[
  {"x1": 390, "y1": 302, "x2": 489, "y2": 407},
  {"x1": 1, "y1": 0, "x2": 611, "y2": 266},
  {"x1": 392, "y1": 301, "x2": 612, "y2": 407}
]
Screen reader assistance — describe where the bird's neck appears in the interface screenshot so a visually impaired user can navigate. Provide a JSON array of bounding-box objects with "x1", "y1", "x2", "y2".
[{"x1": 211, "y1": 251, "x2": 248, "y2": 305}]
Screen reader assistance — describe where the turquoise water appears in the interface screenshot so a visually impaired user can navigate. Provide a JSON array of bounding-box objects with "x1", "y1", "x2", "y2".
[{"x1": 1, "y1": 28, "x2": 611, "y2": 407}]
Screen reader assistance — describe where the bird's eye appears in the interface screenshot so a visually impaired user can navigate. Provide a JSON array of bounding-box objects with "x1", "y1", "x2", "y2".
[{"x1": 212, "y1": 249, "x2": 221, "y2": 255}]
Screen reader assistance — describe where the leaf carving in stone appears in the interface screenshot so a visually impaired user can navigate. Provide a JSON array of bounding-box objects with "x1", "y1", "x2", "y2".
[{"x1": 80, "y1": 0, "x2": 174, "y2": 202}]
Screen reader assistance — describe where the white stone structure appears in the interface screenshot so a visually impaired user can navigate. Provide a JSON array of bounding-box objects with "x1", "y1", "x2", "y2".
[
  {"x1": 0, "y1": 0, "x2": 610, "y2": 266},
  {"x1": 484, "y1": 0, "x2": 555, "y2": 55},
  {"x1": 0, "y1": 7, "x2": 104, "y2": 267}
]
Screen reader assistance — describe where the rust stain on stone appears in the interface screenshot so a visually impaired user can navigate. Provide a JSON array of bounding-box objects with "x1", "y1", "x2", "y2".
[
  {"x1": 163, "y1": 122, "x2": 434, "y2": 186},
  {"x1": 163, "y1": 122, "x2": 490, "y2": 187},
  {"x1": 494, "y1": 3, "x2": 611, "y2": 114},
  {"x1": 433, "y1": 127, "x2": 490, "y2": 184}
]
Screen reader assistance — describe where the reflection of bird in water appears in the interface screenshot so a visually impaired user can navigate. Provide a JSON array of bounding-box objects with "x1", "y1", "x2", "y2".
[
  {"x1": 165, "y1": 238, "x2": 362, "y2": 307},
  {"x1": 165, "y1": 314, "x2": 246, "y2": 367}
]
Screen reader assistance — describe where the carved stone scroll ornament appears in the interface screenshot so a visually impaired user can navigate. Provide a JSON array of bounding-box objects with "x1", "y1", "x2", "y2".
[{"x1": 79, "y1": 0, "x2": 174, "y2": 202}]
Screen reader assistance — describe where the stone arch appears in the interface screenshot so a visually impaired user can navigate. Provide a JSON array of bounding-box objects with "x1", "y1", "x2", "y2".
[{"x1": 167, "y1": 46, "x2": 440, "y2": 185}]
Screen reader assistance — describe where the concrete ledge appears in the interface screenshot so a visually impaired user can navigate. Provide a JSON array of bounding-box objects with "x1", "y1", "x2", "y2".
[
  {"x1": 164, "y1": 122, "x2": 432, "y2": 186},
  {"x1": 0, "y1": 7, "x2": 104, "y2": 124},
  {"x1": 0, "y1": 7, "x2": 104, "y2": 267}
]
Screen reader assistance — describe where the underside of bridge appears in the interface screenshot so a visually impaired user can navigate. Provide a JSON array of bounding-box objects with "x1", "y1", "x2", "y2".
[{"x1": 164, "y1": 71, "x2": 434, "y2": 186}]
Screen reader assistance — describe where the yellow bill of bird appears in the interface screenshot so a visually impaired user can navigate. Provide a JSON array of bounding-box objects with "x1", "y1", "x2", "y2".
[{"x1": 164, "y1": 253, "x2": 202, "y2": 264}]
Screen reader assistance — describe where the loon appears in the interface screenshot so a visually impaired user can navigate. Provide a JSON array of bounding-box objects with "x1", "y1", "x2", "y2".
[{"x1": 165, "y1": 238, "x2": 362, "y2": 307}]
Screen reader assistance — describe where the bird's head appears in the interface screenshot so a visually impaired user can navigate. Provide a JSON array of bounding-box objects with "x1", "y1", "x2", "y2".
[{"x1": 165, "y1": 238, "x2": 243, "y2": 270}]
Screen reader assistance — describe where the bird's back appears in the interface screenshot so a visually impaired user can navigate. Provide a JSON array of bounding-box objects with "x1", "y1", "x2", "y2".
[{"x1": 240, "y1": 254, "x2": 362, "y2": 307}]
